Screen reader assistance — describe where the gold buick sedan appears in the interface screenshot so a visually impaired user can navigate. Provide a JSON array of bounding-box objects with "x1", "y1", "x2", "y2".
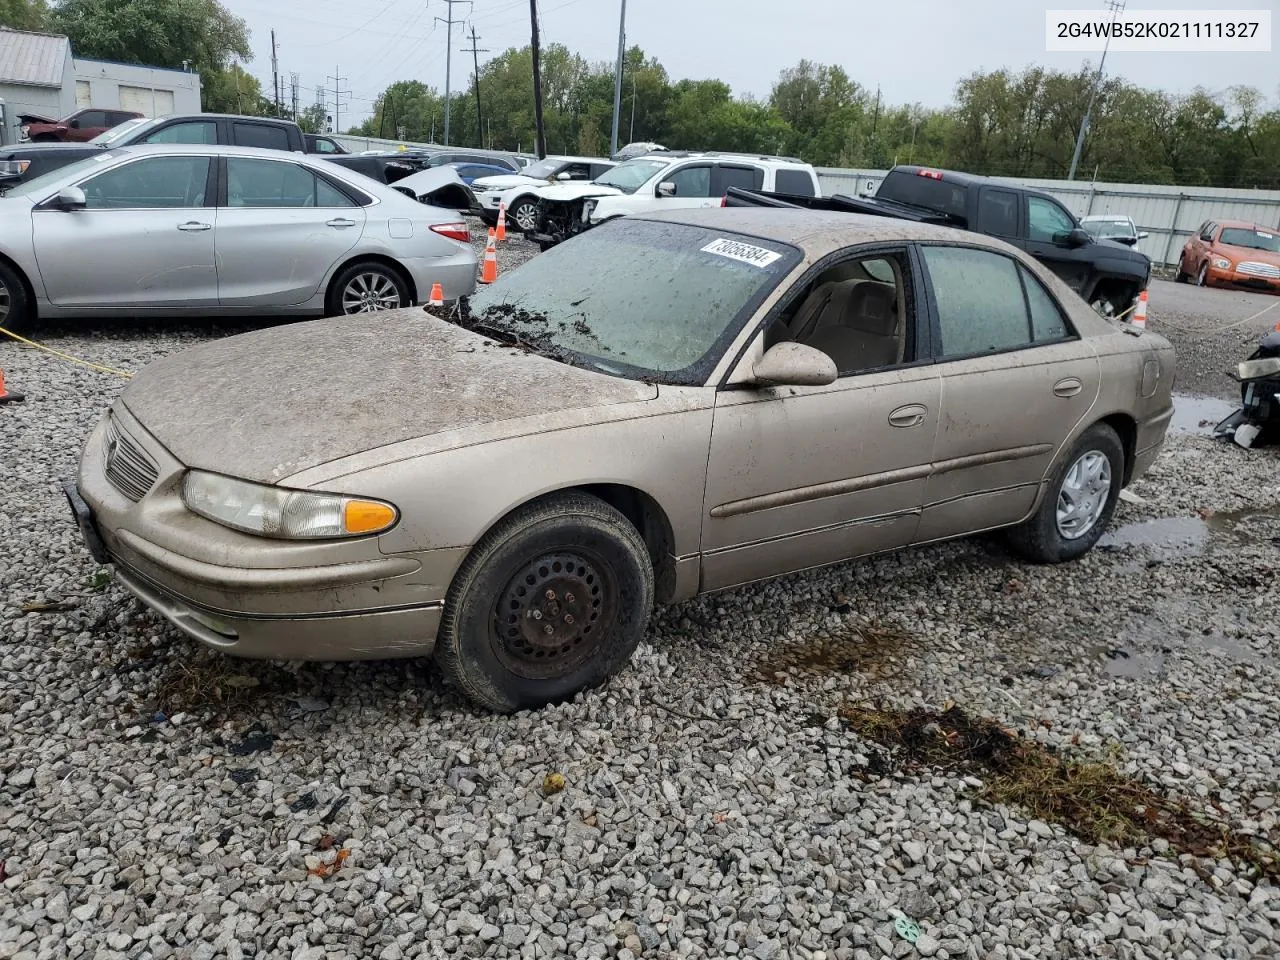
[{"x1": 67, "y1": 209, "x2": 1175, "y2": 711}]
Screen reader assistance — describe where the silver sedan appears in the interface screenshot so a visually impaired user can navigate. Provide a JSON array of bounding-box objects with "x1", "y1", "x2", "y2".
[{"x1": 0, "y1": 144, "x2": 478, "y2": 329}]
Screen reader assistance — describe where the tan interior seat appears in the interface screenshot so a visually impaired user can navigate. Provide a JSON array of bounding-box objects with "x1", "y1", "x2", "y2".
[{"x1": 804, "y1": 282, "x2": 902, "y2": 372}]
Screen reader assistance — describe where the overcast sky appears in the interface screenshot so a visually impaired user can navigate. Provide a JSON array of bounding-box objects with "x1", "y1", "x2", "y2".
[{"x1": 223, "y1": 0, "x2": 1279, "y2": 125}]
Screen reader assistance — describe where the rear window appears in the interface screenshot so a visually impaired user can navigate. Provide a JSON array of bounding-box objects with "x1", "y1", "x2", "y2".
[
  {"x1": 775, "y1": 169, "x2": 816, "y2": 197},
  {"x1": 462, "y1": 220, "x2": 799, "y2": 385},
  {"x1": 877, "y1": 170, "x2": 968, "y2": 220},
  {"x1": 1083, "y1": 218, "x2": 1136, "y2": 238},
  {"x1": 1219, "y1": 227, "x2": 1280, "y2": 253}
]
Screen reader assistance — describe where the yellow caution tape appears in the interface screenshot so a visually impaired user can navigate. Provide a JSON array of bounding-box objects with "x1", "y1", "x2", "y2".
[{"x1": 0, "y1": 325, "x2": 133, "y2": 378}]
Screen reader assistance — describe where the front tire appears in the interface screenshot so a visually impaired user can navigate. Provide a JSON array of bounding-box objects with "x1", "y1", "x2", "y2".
[
  {"x1": 326, "y1": 261, "x2": 410, "y2": 316},
  {"x1": 435, "y1": 493, "x2": 655, "y2": 712},
  {"x1": 1008, "y1": 424, "x2": 1124, "y2": 564},
  {"x1": 1196, "y1": 262, "x2": 1208, "y2": 287},
  {"x1": 509, "y1": 198, "x2": 539, "y2": 232},
  {"x1": 1174, "y1": 256, "x2": 1189, "y2": 283},
  {"x1": 0, "y1": 261, "x2": 31, "y2": 332}
]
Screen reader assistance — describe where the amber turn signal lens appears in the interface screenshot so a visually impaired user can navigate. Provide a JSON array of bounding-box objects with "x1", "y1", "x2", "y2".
[{"x1": 343, "y1": 500, "x2": 397, "y2": 535}]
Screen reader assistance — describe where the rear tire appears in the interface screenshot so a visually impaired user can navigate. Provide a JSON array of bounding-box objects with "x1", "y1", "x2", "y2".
[
  {"x1": 1007, "y1": 424, "x2": 1124, "y2": 564},
  {"x1": 325, "y1": 261, "x2": 410, "y2": 316},
  {"x1": 0, "y1": 261, "x2": 32, "y2": 332},
  {"x1": 435, "y1": 493, "x2": 654, "y2": 713}
]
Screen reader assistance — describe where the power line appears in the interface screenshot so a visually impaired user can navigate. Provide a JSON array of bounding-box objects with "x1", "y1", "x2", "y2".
[
  {"x1": 462, "y1": 26, "x2": 489, "y2": 148},
  {"x1": 434, "y1": 0, "x2": 472, "y2": 146}
]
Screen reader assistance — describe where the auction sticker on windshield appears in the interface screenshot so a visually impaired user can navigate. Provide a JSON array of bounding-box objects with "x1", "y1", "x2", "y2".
[{"x1": 701, "y1": 238, "x2": 782, "y2": 268}]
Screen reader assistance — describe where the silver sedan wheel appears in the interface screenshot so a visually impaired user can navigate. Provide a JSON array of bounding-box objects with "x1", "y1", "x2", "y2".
[
  {"x1": 341, "y1": 271, "x2": 402, "y2": 314},
  {"x1": 512, "y1": 201, "x2": 538, "y2": 231},
  {"x1": 1055, "y1": 450, "x2": 1112, "y2": 540}
]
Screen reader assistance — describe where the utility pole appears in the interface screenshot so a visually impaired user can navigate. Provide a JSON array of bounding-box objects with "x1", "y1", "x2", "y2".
[
  {"x1": 609, "y1": 0, "x2": 627, "y2": 156},
  {"x1": 289, "y1": 72, "x2": 299, "y2": 121},
  {"x1": 530, "y1": 0, "x2": 547, "y2": 158},
  {"x1": 462, "y1": 26, "x2": 488, "y2": 148},
  {"x1": 327, "y1": 66, "x2": 350, "y2": 135},
  {"x1": 271, "y1": 30, "x2": 281, "y2": 117},
  {"x1": 1068, "y1": 0, "x2": 1126, "y2": 181},
  {"x1": 630, "y1": 69, "x2": 637, "y2": 141},
  {"x1": 434, "y1": 0, "x2": 471, "y2": 147}
]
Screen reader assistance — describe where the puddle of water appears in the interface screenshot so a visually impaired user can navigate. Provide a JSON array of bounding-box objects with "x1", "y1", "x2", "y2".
[
  {"x1": 1207, "y1": 504, "x2": 1280, "y2": 544},
  {"x1": 1102, "y1": 600, "x2": 1262, "y2": 679},
  {"x1": 1104, "y1": 647, "x2": 1166, "y2": 679},
  {"x1": 1170, "y1": 393, "x2": 1237, "y2": 435},
  {"x1": 1097, "y1": 516, "x2": 1210, "y2": 560}
]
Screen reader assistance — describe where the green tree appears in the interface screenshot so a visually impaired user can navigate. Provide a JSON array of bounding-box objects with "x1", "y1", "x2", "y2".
[
  {"x1": 296, "y1": 103, "x2": 327, "y2": 135},
  {"x1": 0, "y1": 0, "x2": 49, "y2": 30},
  {"x1": 200, "y1": 63, "x2": 263, "y2": 115}
]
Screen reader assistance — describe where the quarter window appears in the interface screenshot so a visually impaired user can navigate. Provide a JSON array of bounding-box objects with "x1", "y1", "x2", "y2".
[
  {"x1": 1020, "y1": 265, "x2": 1070, "y2": 342},
  {"x1": 78, "y1": 156, "x2": 211, "y2": 209},
  {"x1": 1027, "y1": 196, "x2": 1076, "y2": 243},
  {"x1": 923, "y1": 246, "x2": 1034, "y2": 357},
  {"x1": 227, "y1": 158, "x2": 354, "y2": 208}
]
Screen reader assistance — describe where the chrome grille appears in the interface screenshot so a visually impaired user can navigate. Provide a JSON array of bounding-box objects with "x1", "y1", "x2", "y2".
[
  {"x1": 103, "y1": 417, "x2": 159, "y2": 502},
  {"x1": 1238, "y1": 261, "x2": 1280, "y2": 279}
]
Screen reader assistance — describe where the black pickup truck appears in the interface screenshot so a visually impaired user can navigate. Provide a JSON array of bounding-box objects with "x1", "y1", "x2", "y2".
[{"x1": 725, "y1": 164, "x2": 1151, "y2": 318}]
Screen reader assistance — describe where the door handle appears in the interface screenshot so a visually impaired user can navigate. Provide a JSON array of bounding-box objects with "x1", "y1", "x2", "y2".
[
  {"x1": 176, "y1": 221, "x2": 211, "y2": 231},
  {"x1": 1053, "y1": 377, "x2": 1083, "y2": 398},
  {"x1": 326, "y1": 218, "x2": 358, "y2": 228},
  {"x1": 888, "y1": 404, "x2": 928, "y2": 428}
]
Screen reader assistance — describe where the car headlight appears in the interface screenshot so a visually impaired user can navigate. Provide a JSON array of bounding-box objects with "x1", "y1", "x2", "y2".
[
  {"x1": 181, "y1": 471, "x2": 398, "y2": 539},
  {"x1": 1238, "y1": 357, "x2": 1280, "y2": 381},
  {"x1": 0, "y1": 160, "x2": 31, "y2": 176},
  {"x1": 1213, "y1": 257, "x2": 1231, "y2": 270}
]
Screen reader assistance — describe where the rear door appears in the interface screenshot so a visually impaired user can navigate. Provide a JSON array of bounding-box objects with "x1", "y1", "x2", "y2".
[
  {"x1": 214, "y1": 155, "x2": 366, "y2": 307},
  {"x1": 915, "y1": 243, "x2": 1100, "y2": 542},
  {"x1": 976, "y1": 186, "x2": 1022, "y2": 245},
  {"x1": 31, "y1": 154, "x2": 218, "y2": 307},
  {"x1": 1021, "y1": 194, "x2": 1094, "y2": 296}
]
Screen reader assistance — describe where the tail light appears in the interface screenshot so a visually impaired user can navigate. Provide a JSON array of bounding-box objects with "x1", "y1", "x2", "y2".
[
  {"x1": 720, "y1": 195, "x2": 728, "y2": 207},
  {"x1": 429, "y1": 222, "x2": 471, "y2": 243}
]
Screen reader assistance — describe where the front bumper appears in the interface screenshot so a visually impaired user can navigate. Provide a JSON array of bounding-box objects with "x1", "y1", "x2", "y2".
[
  {"x1": 70, "y1": 405, "x2": 466, "y2": 661},
  {"x1": 1205, "y1": 265, "x2": 1280, "y2": 292}
]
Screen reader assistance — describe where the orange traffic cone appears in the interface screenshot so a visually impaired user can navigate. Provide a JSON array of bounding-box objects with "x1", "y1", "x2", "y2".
[
  {"x1": 0, "y1": 368, "x2": 24, "y2": 404},
  {"x1": 480, "y1": 231, "x2": 498, "y2": 284},
  {"x1": 1131, "y1": 290, "x2": 1148, "y2": 329},
  {"x1": 496, "y1": 202, "x2": 508, "y2": 242},
  {"x1": 428, "y1": 282, "x2": 444, "y2": 307}
]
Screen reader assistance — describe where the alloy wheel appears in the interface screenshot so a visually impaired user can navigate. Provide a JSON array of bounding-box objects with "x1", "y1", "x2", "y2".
[
  {"x1": 512, "y1": 203, "x2": 538, "y2": 231},
  {"x1": 1055, "y1": 450, "x2": 1112, "y2": 541},
  {"x1": 341, "y1": 272, "x2": 401, "y2": 314}
]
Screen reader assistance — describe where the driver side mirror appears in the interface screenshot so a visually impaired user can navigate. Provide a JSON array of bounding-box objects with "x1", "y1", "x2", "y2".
[
  {"x1": 1137, "y1": 231, "x2": 1149, "y2": 240},
  {"x1": 55, "y1": 186, "x2": 86, "y2": 211},
  {"x1": 656, "y1": 181, "x2": 676, "y2": 198},
  {"x1": 555, "y1": 171, "x2": 573, "y2": 181},
  {"x1": 749, "y1": 342, "x2": 837, "y2": 387},
  {"x1": 1062, "y1": 227, "x2": 1091, "y2": 248},
  {"x1": 68, "y1": 118, "x2": 81, "y2": 129}
]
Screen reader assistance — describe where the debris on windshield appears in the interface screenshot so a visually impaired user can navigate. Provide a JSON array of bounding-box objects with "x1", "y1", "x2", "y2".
[{"x1": 424, "y1": 297, "x2": 609, "y2": 367}]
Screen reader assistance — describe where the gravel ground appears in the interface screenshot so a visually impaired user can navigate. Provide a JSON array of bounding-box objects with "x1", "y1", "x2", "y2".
[{"x1": 2, "y1": 229, "x2": 1279, "y2": 960}]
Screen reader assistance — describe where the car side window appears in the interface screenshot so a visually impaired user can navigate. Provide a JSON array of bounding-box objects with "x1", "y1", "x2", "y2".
[
  {"x1": 664, "y1": 165, "x2": 712, "y2": 197},
  {"x1": 232, "y1": 123, "x2": 290, "y2": 151},
  {"x1": 1027, "y1": 196, "x2": 1076, "y2": 243},
  {"x1": 562, "y1": 163, "x2": 591, "y2": 180},
  {"x1": 589, "y1": 163, "x2": 614, "y2": 179},
  {"x1": 774, "y1": 169, "x2": 816, "y2": 197},
  {"x1": 714, "y1": 165, "x2": 764, "y2": 195},
  {"x1": 109, "y1": 111, "x2": 136, "y2": 126},
  {"x1": 227, "y1": 158, "x2": 354, "y2": 208},
  {"x1": 76, "y1": 110, "x2": 108, "y2": 128},
  {"x1": 313, "y1": 138, "x2": 338, "y2": 153},
  {"x1": 143, "y1": 121, "x2": 216, "y2": 145},
  {"x1": 78, "y1": 156, "x2": 211, "y2": 209},
  {"x1": 978, "y1": 189, "x2": 1019, "y2": 237},
  {"x1": 1199, "y1": 223, "x2": 1217, "y2": 242},
  {"x1": 1019, "y1": 264, "x2": 1071, "y2": 342},
  {"x1": 923, "y1": 246, "x2": 1036, "y2": 358},
  {"x1": 767, "y1": 251, "x2": 913, "y2": 376}
]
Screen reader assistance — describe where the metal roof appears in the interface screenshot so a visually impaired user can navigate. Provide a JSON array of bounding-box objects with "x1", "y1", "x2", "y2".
[{"x1": 0, "y1": 29, "x2": 70, "y2": 87}]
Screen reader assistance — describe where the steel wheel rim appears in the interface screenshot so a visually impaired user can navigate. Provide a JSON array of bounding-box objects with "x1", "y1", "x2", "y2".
[
  {"x1": 492, "y1": 550, "x2": 617, "y2": 680},
  {"x1": 513, "y1": 203, "x2": 538, "y2": 231},
  {"x1": 1056, "y1": 450, "x2": 1112, "y2": 540},
  {"x1": 342, "y1": 272, "x2": 401, "y2": 314},
  {"x1": 0, "y1": 280, "x2": 9, "y2": 323}
]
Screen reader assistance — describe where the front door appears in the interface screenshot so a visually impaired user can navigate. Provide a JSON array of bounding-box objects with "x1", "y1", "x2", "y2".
[
  {"x1": 915, "y1": 243, "x2": 1101, "y2": 543},
  {"x1": 701, "y1": 247, "x2": 939, "y2": 591},
  {"x1": 1021, "y1": 194, "x2": 1095, "y2": 296},
  {"x1": 215, "y1": 156, "x2": 366, "y2": 307},
  {"x1": 653, "y1": 163, "x2": 719, "y2": 213},
  {"x1": 31, "y1": 154, "x2": 218, "y2": 308}
]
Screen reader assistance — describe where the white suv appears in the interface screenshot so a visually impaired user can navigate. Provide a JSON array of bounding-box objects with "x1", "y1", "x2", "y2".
[{"x1": 524, "y1": 152, "x2": 822, "y2": 248}]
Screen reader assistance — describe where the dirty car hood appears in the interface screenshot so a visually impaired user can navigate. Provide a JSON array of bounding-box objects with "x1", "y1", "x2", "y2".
[{"x1": 121, "y1": 311, "x2": 657, "y2": 483}]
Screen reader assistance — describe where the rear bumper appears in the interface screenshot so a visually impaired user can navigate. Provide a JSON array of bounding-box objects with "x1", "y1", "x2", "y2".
[{"x1": 400, "y1": 253, "x2": 477, "y2": 301}]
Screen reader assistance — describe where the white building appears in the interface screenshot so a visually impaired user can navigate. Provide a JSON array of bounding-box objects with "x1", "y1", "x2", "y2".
[{"x1": 0, "y1": 28, "x2": 202, "y2": 145}]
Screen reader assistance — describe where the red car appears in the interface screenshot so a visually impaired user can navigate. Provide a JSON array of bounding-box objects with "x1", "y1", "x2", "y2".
[
  {"x1": 19, "y1": 107, "x2": 142, "y2": 143},
  {"x1": 1177, "y1": 219, "x2": 1280, "y2": 293}
]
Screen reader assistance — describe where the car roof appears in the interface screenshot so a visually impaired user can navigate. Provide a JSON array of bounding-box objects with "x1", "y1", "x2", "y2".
[
  {"x1": 635, "y1": 208, "x2": 1013, "y2": 255},
  {"x1": 1214, "y1": 219, "x2": 1270, "y2": 230}
]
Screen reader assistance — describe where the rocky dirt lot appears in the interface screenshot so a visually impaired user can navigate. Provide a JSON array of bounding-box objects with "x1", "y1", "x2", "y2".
[{"x1": 1, "y1": 236, "x2": 1278, "y2": 960}]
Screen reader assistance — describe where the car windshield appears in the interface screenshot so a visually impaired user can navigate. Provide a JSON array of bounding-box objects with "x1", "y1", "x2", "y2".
[
  {"x1": 1220, "y1": 227, "x2": 1280, "y2": 253},
  {"x1": 91, "y1": 117, "x2": 155, "y2": 145},
  {"x1": 456, "y1": 219, "x2": 798, "y2": 384},
  {"x1": 591, "y1": 159, "x2": 668, "y2": 194},
  {"x1": 1084, "y1": 219, "x2": 1135, "y2": 238},
  {"x1": 523, "y1": 159, "x2": 565, "y2": 179},
  {"x1": 1, "y1": 151, "x2": 123, "y2": 198}
]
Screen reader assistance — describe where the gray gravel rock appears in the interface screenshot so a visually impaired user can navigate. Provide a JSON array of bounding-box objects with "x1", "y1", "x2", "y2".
[{"x1": 1, "y1": 246, "x2": 1278, "y2": 959}]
